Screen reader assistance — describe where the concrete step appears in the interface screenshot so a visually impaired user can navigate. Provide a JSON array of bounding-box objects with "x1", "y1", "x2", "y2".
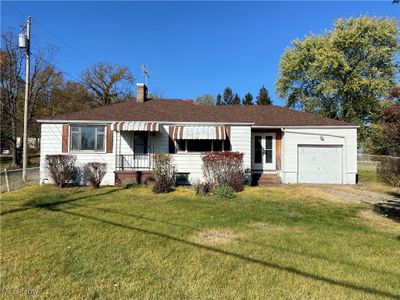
[{"x1": 258, "y1": 173, "x2": 282, "y2": 186}]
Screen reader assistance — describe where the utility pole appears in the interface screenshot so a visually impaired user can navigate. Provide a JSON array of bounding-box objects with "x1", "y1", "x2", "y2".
[{"x1": 21, "y1": 16, "x2": 31, "y2": 182}]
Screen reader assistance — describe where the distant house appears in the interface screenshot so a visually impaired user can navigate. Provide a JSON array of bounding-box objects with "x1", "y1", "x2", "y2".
[{"x1": 38, "y1": 83, "x2": 358, "y2": 186}]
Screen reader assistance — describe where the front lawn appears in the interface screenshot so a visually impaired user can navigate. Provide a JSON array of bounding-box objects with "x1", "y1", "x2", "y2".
[{"x1": 1, "y1": 185, "x2": 399, "y2": 299}]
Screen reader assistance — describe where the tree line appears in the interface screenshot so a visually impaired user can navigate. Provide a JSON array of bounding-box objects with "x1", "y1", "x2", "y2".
[{"x1": 195, "y1": 86, "x2": 272, "y2": 106}]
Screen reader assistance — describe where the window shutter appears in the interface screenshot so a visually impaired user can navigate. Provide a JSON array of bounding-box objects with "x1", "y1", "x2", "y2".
[
  {"x1": 106, "y1": 125, "x2": 113, "y2": 153},
  {"x1": 61, "y1": 124, "x2": 69, "y2": 153},
  {"x1": 168, "y1": 126, "x2": 176, "y2": 154},
  {"x1": 224, "y1": 126, "x2": 231, "y2": 151}
]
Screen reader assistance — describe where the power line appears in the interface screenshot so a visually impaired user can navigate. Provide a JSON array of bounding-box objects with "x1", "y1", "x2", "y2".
[
  {"x1": 4, "y1": 1, "x2": 94, "y2": 65},
  {"x1": 30, "y1": 51, "x2": 83, "y2": 83},
  {"x1": 16, "y1": 79, "x2": 93, "y2": 108},
  {"x1": 3, "y1": 38, "x2": 100, "y2": 107},
  {"x1": 2, "y1": 35, "x2": 84, "y2": 84}
]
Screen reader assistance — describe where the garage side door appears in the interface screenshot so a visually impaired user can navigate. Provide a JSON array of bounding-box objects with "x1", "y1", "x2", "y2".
[{"x1": 298, "y1": 145, "x2": 342, "y2": 184}]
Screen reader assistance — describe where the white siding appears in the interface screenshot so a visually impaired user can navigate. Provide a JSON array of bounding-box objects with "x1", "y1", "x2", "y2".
[
  {"x1": 281, "y1": 128, "x2": 357, "y2": 184},
  {"x1": 230, "y1": 126, "x2": 252, "y2": 171},
  {"x1": 40, "y1": 123, "x2": 116, "y2": 185},
  {"x1": 153, "y1": 125, "x2": 169, "y2": 153},
  {"x1": 171, "y1": 125, "x2": 252, "y2": 183},
  {"x1": 39, "y1": 123, "x2": 253, "y2": 186}
]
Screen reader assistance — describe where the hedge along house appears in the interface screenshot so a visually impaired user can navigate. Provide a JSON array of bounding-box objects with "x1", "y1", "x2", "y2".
[{"x1": 38, "y1": 83, "x2": 358, "y2": 186}]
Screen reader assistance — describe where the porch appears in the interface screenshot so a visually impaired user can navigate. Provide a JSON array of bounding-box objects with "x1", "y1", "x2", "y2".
[{"x1": 112, "y1": 121, "x2": 159, "y2": 185}]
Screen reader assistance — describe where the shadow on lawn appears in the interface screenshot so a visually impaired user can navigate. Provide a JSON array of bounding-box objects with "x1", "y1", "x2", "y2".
[
  {"x1": 0, "y1": 189, "x2": 119, "y2": 216},
  {"x1": 44, "y1": 204, "x2": 399, "y2": 299},
  {"x1": 374, "y1": 201, "x2": 400, "y2": 221},
  {"x1": 59, "y1": 202, "x2": 400, "y2": 279}
]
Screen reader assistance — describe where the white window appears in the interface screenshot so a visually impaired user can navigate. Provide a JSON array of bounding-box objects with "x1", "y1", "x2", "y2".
[
  {"x1": 70, "y1": 126, "x2": 105, "y2": 152},
  {"x1": 176, "y1": 140, "x2": 224, "y2": 153}
]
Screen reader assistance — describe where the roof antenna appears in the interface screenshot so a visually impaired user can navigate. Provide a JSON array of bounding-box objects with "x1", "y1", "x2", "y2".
[{"x1": 140, "y1": 64, "x2": 150, "y2": 86}]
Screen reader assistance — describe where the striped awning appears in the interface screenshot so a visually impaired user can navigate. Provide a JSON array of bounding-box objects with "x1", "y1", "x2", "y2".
[
  {"x1": 111, "y1": 121, "x2": 159, "y2": 132},
  {"x1": 172, "y1": 126, "x2": 227, "y2": 140}
]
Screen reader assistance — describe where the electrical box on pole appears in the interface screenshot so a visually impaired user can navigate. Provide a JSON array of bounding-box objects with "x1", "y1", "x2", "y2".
[{"x1": 18, "y1": 33, "x2": 27, "y2": 48}]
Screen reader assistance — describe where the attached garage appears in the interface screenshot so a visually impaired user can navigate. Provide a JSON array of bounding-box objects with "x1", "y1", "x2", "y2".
[{"x1": 298, "y1": 145, "x2": 343, "y2": 184}]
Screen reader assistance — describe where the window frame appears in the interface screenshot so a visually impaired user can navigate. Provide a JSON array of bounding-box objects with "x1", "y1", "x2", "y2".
[
  {"x1": 69, "y1": 125, "x2": 106, "y2": 153},
  {"x1": 175, "y1": 139, "x2": 225, "y2": 153}
]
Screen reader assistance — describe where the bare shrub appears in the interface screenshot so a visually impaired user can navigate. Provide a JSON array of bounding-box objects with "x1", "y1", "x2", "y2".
[
  {"x1": 201, "y1": 152, "x2": 244, "y2": 192},
  {"x1": 377, "y1": 157, "x2": 400, "y2": 187},
  {"x1": 194, "y1": 181, "x2": 214, "y2": 196},
  {"x1": 45, "y1": 155, "x2": 78, "y2": 188},
  {"x1": 83, "y1": 162, "x2": 107, "y2": 188},
  {"x1": 152, "y1": 153, "x2": 176, "y2": 193}
]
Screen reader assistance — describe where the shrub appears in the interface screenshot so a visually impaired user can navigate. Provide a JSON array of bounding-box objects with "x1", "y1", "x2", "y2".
[
  {"x1": 45, "y1": 155, "x2": 78, "y2": 188},
  {"x1": 152, "y1": 153, "x2": 176, "y2": 193},
  {"x1": 194, "y1": 181, "x2": 214, "y2": 196},
  {"x1": 201, "y1": 152, "x2": 244, "y2": 192},
  {"x1": 83, "y1": 162, "x2": 107, "y2": 188},
  {"x1": 377, "y1": 157, "x2": 400, "y2": 187},
  {"x1": 213, "y1": 185, "x2": 236, "y2": 199}
]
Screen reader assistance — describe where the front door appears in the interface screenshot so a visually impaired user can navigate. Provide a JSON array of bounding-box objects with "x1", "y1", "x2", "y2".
[{"x1": 252, "y1": 133, "x2": 276, "y2": 171}]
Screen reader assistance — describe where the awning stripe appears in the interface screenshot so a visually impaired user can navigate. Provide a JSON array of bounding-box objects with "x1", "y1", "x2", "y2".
[
  {"x1": 171, "y1": 126, "x2": 227, "y2": 140},
  {"x1": 111, "y1": 121, "x2": 160, "y2": 132}
]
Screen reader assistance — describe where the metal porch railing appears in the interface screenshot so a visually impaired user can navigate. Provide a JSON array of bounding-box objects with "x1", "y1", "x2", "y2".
[{"x1": 116, "y1": 154, "x2": 152, "y2": 170}]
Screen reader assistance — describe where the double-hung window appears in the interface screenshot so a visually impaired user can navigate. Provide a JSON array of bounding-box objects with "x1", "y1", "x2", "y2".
[{"x1": 70, "y1": 126, "x2": 105, "y2": 152}]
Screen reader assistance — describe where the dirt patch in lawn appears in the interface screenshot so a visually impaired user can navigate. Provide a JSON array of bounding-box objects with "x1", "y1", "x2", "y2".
[
  {"x1": 356, "y1": 210, "x2": 400, "y2": 235},
  {"x1": 322, "y1": 186, "x2": 397, "y2": 205},
  {"x1": 193, "y1": 229, "x2": 238, "y2": 245}
]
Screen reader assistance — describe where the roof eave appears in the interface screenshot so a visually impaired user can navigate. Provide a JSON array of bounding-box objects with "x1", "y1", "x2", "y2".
[
  {"x1": 37, "y1": 119, "x2": 255, "y2": 126},
  {"x1": 252, "y1": 125, "x2": 359, "y2": 129}
]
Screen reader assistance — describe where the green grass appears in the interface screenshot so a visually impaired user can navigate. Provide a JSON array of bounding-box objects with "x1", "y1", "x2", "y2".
[
  {"x1": 358, "y1": 161, "x2": 379, "y2": 183},
  {"x1": 1, "y1": 185, "x2": 399, "y2": 299},
  {"x1": 357, "y1": 161, "x2": 399, "y2": 197}
]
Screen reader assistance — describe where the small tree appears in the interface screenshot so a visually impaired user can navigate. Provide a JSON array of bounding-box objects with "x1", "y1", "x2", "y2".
[
  {"x1": 195, "y1": 94, "x2": 214, "y2": 106},
  {"x1": 84, "y1": 162, "x2": 107, "y2": 188},
  {"x1": 367, "y1": 88, "x2": 400, "y2": 156},
  {"x1": 232, "y1": 94, "x2": 241, "y2": 105},
  {"x1": 216, "y1": 94, "x2": 223, "y2": 105},
  {"x1": 381, "y1": 101, "x2": 400, "y2": 156},
  {"x1": 242, "y1": 93, "x2": 254, "y2": 105},
  {"x1": 256, "y1": 86, "x2": 272, "y2": 105},
  {"x1": 152, "y1": 153, "x2": 176, "y2": 193},
  {"x1": 223, "y1": 87, "x2": 234, "y2": 105},
  {"x1": 45, "y1": 155, "x2": 78, "y2": 188}
]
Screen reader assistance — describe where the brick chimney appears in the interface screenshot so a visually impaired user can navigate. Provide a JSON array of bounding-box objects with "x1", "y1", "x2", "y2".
[{"x1": 136, "y1": 83, "x2": 148, "y2": 102}]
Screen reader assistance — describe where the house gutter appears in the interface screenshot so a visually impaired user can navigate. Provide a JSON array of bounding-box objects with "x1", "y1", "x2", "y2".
[
  {"x1": 36, "y1": 120, "x2": 255, "y2": 126},
  {"x1": 281, "y1": 129, "x2": 347, "y2": 139},
  {"x1": 253, "y1": 125, "x2": 359, "y2": 129}
]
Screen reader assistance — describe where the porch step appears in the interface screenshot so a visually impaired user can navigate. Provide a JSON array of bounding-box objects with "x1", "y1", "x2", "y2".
[{"x1": 258, "y1": 173, "x2": 282, "y2": 186}]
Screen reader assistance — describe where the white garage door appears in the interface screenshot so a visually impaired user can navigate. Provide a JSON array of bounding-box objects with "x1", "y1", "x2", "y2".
[{"x1": 298, "y1": 145, "x2": 342, "y2": 184}]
